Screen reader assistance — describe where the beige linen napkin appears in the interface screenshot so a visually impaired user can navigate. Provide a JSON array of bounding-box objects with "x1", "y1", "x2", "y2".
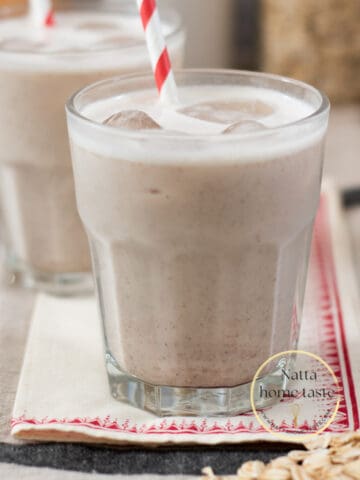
[{"x1": 11, "y1": 183, "x2": 360, "y2": 445}]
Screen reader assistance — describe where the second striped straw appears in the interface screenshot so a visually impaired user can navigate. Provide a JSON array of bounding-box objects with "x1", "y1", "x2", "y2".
[{"x1": 30, "y1": 0, "x2": 55, "y2": 27}]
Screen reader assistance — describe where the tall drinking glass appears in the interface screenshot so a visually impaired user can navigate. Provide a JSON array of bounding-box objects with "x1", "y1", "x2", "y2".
[
  {"x1": 67, "y1": 70, "x2": 330, "y2": 415},
  {"x1": 0, "y1": 0, "x2": 184, "y2": 294}
]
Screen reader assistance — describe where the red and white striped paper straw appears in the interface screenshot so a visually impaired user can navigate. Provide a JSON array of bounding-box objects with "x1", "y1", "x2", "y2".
[
  {"x1": 30, "y1": 0, "x2": 55, "y2": 27},
  {"x1": 136, "y1": 0, "x2": 178, "y2": 104}
]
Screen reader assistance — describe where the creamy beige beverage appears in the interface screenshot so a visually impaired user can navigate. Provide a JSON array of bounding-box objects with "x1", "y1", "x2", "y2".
[
  {"x1": 0, "y1": 3, "x2": 184, "y2": 293},
  {"x1": 67, "y1": 71, "x2": 329, "y2": 415}
]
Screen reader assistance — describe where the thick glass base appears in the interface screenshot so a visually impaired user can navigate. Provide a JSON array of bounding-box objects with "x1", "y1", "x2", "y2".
[
  {"x1": 6, "y1": 254, "x2": 93, "y2": 296},
  {"x1": 106, "y1": 352, "x2": 288, "y2": 417}
]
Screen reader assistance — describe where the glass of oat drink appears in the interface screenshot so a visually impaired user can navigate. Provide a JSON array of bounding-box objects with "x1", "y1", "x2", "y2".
[
  {"x1": 66, "y1": 70, "x2": 329, "y2": 415},
  {"x1": 0, "y1": 0, "x2": 184, "y2": 294}
]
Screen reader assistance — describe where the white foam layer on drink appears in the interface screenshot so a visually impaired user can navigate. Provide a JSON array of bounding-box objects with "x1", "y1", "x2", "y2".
[
  {"x1": 83, "y1": 85, "x2": 313, "y2": 129},
  {"x1": 69, "y1": 84, "x2": 327, "y2": 162},
  {"x1": 0, "y1": 11, "x2": 180, "y2": 70}
]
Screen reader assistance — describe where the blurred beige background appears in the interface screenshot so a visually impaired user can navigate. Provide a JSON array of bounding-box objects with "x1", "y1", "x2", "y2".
[{"x1": 168, "y1": 0, "x2": 235, "y2": 68}]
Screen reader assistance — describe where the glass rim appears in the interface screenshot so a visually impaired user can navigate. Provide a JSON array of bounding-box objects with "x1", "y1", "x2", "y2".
[
  {"x1": 0, "y1": 2, "x2": 183, "y2": 58},
  {"x1": 66, "y1": 68, "x2": 331, "y2": 142}
]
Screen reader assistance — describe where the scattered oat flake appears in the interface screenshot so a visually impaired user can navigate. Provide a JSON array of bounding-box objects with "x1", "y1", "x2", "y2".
[
  {"x1": 237, "y1": 460, "x2": 265, "y2": 478},
  {"x1": 343, "y1": 459, "x2": 360, "y2": 479},
  {"x1": 304, "y1": 432, "x2": 332, "y2": 450},
  {"x1": 258, "y1": 467, "x2": 291, "y2": 480},
  {"x1": 290, "y1": 464, "x2": 313, "y2": 480},
  {"x1": 200, "y1": 430, "x2": 360, "y2": 480},
  {"x1": 270, "y1": 456, "x2": 295, "y2": 469},
  {"x1": 288, "y1": 450, "x2": 311, "y2": 462}
]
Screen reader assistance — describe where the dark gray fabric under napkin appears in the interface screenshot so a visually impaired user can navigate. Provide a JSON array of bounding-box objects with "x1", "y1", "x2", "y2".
[{"x1": 0, "y1": 443, "x2": 297, "y2": 475}]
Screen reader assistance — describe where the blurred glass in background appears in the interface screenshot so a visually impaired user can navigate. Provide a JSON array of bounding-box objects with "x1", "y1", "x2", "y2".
[{"x1": 3, "y1": 0, "x2": 359, "y2": 105}]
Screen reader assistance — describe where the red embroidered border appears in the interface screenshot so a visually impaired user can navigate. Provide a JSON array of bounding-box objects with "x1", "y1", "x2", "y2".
[
  {"x1": 316, "y1": 197, "x2": 359, "y2": 430},
  {"x1": 11, "y1": 194, "x2": 358, "y2": 436}
]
